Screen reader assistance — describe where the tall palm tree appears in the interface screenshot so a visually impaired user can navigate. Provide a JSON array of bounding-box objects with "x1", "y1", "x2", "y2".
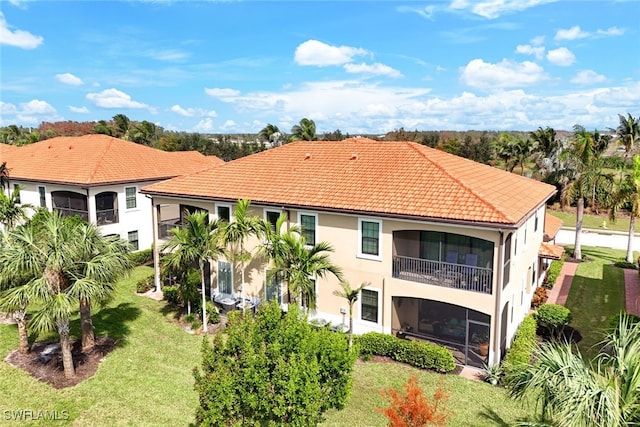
[
  {"x1": 112, "y1": 114, "x2": 131, "y2": 139},
  {"x1": 289, "y1": 118, "x2": 317, "y2": 142},
  {"x1": 333, "y1": 281, "x2": 367, "y2": 348},
  {"x1": 0, "y1": 161, "x2": 10, "y2": 192},
  {"x1": 612, "y1": 113, "x2": 640, "y2": 160},
  {"x1": 221, "y1": 199, "x2": 263, "y2": 315},
  {"x1": 530, "y1": 126, "x2": 558, "y2": 159},
  {"x1": 610, "y1": 155, "x2": 640, "y2": 263},
  {"x1": 0, "y1": 211, "x2": 131, "y2": 377},
  {"x1": 258, "y1": 123, "x2": 282, "y2": 145},
  {"x1": 162, "y1": 211, "x2": 225, "y2": 333},
  {"x1": 509, "y1": 313, "x2": 640, "y2": 426},
  {"x1": 270, "y1": 233, "x2": 342, "y2": 310}
]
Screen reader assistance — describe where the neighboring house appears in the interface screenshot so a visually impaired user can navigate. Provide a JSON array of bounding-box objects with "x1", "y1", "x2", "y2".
[
  {"x1": 141, "y1": 138, "x2": 560, "y2": 367},
  {"x1": 2, "y1": 134, "x2": 223, "y2": 249}
]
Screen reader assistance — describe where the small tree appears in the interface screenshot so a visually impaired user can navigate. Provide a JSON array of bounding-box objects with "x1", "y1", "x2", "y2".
[
  {"x1": 378, "y1": 375, "x2": 449, "y2": 427},
  {"x1": 333, "y1": 281, "x2": 368, "y2": 348},
  {"x1": 535, "y1": 303, "x2": 571, "y2": 337},
  {"x1": 193, "y1": 301, "x2": 357, "y2": 426}
]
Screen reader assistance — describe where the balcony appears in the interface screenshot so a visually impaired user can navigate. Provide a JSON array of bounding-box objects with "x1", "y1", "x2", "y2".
[
  {"x1": 54, "y1": 207, "x2": 89, "y2": 222},
  {"x1": 97, "y1": 209, "x2": 119, "y2": 225},
  {"x1": 392, "y1": 255, "x2": 492, "y2": 294}
]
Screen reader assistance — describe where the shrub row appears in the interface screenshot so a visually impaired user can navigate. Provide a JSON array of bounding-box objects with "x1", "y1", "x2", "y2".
[
  {"x1": 355, "y1": 332, "x2": 456, "y2": 373},
  {"x1": 131, "y1": 248, "x2": 153, "y2": 266},
  {"x1": 543, "y1": 258, "x2": 564, "y2": 289},
  {"x1": 501, "y1": 313, "x2": 537, "y2": 383},
  {"x1": 530, "y1": 287, "x2": 548, "y2": 309}
]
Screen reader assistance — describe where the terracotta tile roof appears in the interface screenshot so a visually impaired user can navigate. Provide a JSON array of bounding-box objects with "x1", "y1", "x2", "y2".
[
  {"x1": 141, "y1": 138, "x2": 556, "y2": 225},
  {"x1": 1, "y1": 143, "x2": 18, "y2": 158},
  {"x1": 544, "y1": 213, "x2": 564, "y2": 242},
  {"x1": 3, "y1": 134, "x2": 223, "y2": 186},
  {"x1": 539, "y1": 242, "x2": 565, "y2": 260}
]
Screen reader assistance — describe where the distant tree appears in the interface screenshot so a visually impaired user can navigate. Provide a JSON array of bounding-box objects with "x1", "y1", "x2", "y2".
[
  {"x1": 92, "y1": 120, "x2": 113, "y2": 136},
  {"x1": 439, "y1": 136, "x2": 462, "y2": 156},
  {"x1": 258, "y1": 123, "x2": 281, "y2": 143},
  {"x1": 193, "y1": 301, "x2": 357, "y2": 426},
  {"x1": 378, "y1": 375, "x2": 450, "y2": 427},
  {"x1": 129, "y1": 120, "x2": 160, "y2": 146},
  {"x1": 322, "y1": 129, "x2": 349, "y2": 141},
  {"x1": 610, "y1": 155, "x2": 640, "y2": 262},
  {"x1": 419, "y1": 132, "x2": 440, "y2": 148},
  {"x1": 530, "y1": 126, "x2": 559, "y2": 159},
  {"x1": 290, "y1": 118, "x2": 317, "y2": 141},
  {"x1": 612, "y1": 113, "x2": 640, "y2": 160},
  {"x1": 112, "y1": 114, "x2": 130, "y2": 139},
  {"x1": 496, "y1": 133, "x2": 518, "y2": 172}
]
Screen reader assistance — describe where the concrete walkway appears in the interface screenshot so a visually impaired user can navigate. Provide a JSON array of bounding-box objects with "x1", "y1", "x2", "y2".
[
  {"x1": 547, "y1": 261, "x2": 578, "y2": 306},
  {"x1": 623, "y1": 269, "x2": 640, "y2": 316}
]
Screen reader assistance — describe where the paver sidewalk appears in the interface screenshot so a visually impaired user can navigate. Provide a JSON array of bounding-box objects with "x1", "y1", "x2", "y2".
[
  {"x1": 623, "y1": 269, "x2": 640, "y2": 316},
  {"x1": 547, "y1": 261, "x2": 578, "y2": 306}
]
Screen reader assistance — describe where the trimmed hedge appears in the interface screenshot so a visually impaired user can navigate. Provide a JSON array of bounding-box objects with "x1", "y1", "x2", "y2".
[
  {"x1": 355, "y1": 332, "x2": 455, "y2": 373},
  {"x1": 543, "y1": 258, "x2": 564, "y2": 289},
  {"x1": 502, "y1": 313, "x2": 537, "y2": 382},
  {"x1": 131, "y1": 248, "x2": 153, "y2": 266},
  {"x1": 535, "y1": 303, "x2": 571, "y2": 330}
]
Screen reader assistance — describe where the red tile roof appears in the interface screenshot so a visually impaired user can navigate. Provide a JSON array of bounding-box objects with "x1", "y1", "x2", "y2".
[
  {"x1": 3, "y1": 134, "x2": 223, "y2": 186},
  {"x1": 539, "y1": 242, "x2": 565, "y2": 259},
  {"x1": 141, "y1": 138, "x2": 556, "y2": 226},
  {"x1": 544, "y1": 213, "x2": 564, "y2": 241}
]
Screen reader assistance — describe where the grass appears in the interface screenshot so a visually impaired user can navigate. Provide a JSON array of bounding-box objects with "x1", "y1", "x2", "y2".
[
  {"x1": 0, "y1": 266, "x2": 533, "y2": 426},
  {"x1": 563, "y1": 246, "x2": 629, "y2": 359},
  {"x1": 548, "y1": 210, "x2": 632, "y2": 233}
]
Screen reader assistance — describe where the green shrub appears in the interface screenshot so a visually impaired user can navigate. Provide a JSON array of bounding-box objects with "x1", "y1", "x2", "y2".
[
  {"x1": 608, "y1": 312, "x2": 640, "y2": 330},
  {"x1": 530, "y1": 287, "x2": 548, "y2": 309},
  {"x1": 136, "y1": 274, "x2": 154, "y2": 293},
  {"x1": 184, "y1": 313, "x2": 196, "y2": 324},
  {"x1": 163, "y1": 286, "x2": 180, "y2": 305},
  {"x1": 543, "y1": 259, "x2": 564, "y2": 289},
  {"x1": 614, "y1": 260, "x2": 637, "y2": 269},
  {"x1": 535, "y1": 304, "x2": 571, "y2": 330},
  {"x1": 355, "y1": 332, "x2": 455, "y2": 373},
  {"x1": 502, "y1": 313, "x2": 537, "y2": 383},
  {"x1": 130, "y1": 248, "x2": 153, "y2": 266},
  {"x1": 198, "y1": 301, "x2": 220, "y2": 324}
]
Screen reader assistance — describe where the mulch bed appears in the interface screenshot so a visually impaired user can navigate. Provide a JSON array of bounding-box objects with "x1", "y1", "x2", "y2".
[{"x1": 5, "y1": 336, "x2": 118, "y2": 389}]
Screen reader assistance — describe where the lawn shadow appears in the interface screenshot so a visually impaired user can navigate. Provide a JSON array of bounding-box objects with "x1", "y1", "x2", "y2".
[
  {"x1": 90, "y1": 302, "x2": 142, "y2": 345},
  {"x1": 478, "y1": 407, "x2": 510, "y2": 427},
  {"x1": 160, "y1": 301, "x2": 185, "y2": 321}
]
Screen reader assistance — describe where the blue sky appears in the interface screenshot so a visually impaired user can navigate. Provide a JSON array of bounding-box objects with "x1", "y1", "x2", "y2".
[{"x1": 1, "y1": 0, "x2": 638, "y2": 135}]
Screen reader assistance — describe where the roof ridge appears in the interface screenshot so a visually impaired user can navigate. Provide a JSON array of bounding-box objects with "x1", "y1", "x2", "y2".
[
  {"x1": 87, "y1": 135, "x2": 113, "y2": 184},
  {"x1": 405, "y1": 141, "x2": 512, "y2": 223}
]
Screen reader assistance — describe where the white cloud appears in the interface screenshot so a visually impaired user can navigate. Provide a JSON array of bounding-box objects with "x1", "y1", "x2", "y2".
[
  {"x1": 460, "y1": 59, "x2": 547, "y2": 89},
  {"x1": 396, "y1": 5, "x2": 435, "y2": 19},
  {"x1": 86, "y1": 88, "x2": 150, "y2": 109},
  {"x1": 294, "y1": 40, "x2": 368, "y2": 66},
  {"x1": 204, "y1": 88, "x2": 241, "y2": 98},
  {"x1": 597, "y1": 26, "x2": 624, "y2": 36},
  {"x1": 449, "y1": 0, "x2": 557, "y2": 19},
  {"x1": 343, "y1": 62, "x2": 403, "y2": 78},
  {"x1": 0, "y1": 12, "x2": 43, "y2": 49},
  {"x1": 193, "y1": 118, "x2": 214, "y2": 133},
  {"x1": 530, "y1": 36, "x2": 545, "y2": 46},
  {"x1": 170, "y1": 104, "x2": 217, "y2": 118},
  {"x1": 555, "y1": 25, "x2": 589, "y2": 41},
  {"x1": 0, "y1": 101, "x2": 17, "y2": 115},
  {"x1": 69, "y1": 105, "x2": 90, "y2": 113},
  {"x1": 570, "y1": 70, "x2": 606, "y2": 85},
  {"x1": 55, "y1": 73, "x2": 83, "y2": 86},
  {"x1": 516, "y1": 44, "x2": 545, "y2": 60},
  {"x1": 147, "y1": 49, "x2": 189, "y2": 61},
  {"x1": 220, "y1": 120, "x2": 237, "y2": 131},
  {"x1": 0, "y1": 99, "x2": 60, "y2": 126},
  {"x1": 547, "y1": 47, "x2": 575, "y2": 66}
]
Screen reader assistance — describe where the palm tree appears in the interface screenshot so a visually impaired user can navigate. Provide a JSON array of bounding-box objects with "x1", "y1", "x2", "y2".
[
  {"x1": 496, "y1": 134, "x2": 518, "y2": 172},
  {"x1": 162, "y1": 211, "x2": 224, "y2": 333},
  {"x1": 609, "y1": 155, "x2": 640, "y2": 263},
  {"x1": 530, "y1": 126, "x2": 558, "y2": 159},
  {"x1": 333, "y1": 281, "x2": 367, "y2": 348},
  {"x1": 258, "y1": 123, "x2": 282, "y2": 145},
  {"x1": 0, "y1": 161, "x2": 10, "y2": 192},
  {"x1": 513, "y1": 137, "x2": 536, "y2": 176},
  {"x1": 509, "y1": 313, "x2": 640, "y2": 426},
  {"x1": 221, "y1": 199, "x2": 263, "y2": 315},
  {"x1": 112, "y1": 114, "x2": 131, "y2": 139},
  {"x1": 289, "y1": 118, "x2": 317, "y2": 142},
  {"x1": 0, "y1": 257, "x2": 32, "y2": 354},
  {"x1": 270, "y1": 232, "x2": 342, "y2": 310},
  {"x1": 0, "y1": 185, "x2": 32, "y2": 230},
  {"x1": 612, "y1": 113, "x2": 640, "y2": 160},
  {"x1": 0, "y1": 211, "x2": 131, "y2": 377}
]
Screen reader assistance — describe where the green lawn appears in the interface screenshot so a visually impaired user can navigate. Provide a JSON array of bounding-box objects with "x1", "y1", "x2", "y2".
[
  {"x1": 564, "y1": 246, "x2": 629, "y2": 359},
  {"x1": 548, "y1": 210, "x2": 632, "y2": 233},
  {"x1": 0, "y1": 267, "x2": 533, "y2": 426}
]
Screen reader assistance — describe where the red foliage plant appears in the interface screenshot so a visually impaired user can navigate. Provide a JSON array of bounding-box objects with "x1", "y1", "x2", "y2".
[{"x1": 377, "y1": 374, "x2": 450, "y2": 427}]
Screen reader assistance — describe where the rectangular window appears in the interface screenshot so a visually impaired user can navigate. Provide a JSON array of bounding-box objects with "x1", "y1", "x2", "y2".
[
  {"x1": 125, "y1": 187, "x2": 137, "y2": 209},
  {"x1": 503, "y1": 233, "x2": 512, "y2": 289},
  {"x1": 534, "y1": 212, "x2": 539, "y2": 232},
  {"x1": 217, "y1": 261, "x2": 233, "y2": 295},
  {"x1": 266, "y1": 210, "x2": 280, "y2": 231},
  {"x1": 265, "y1": 270, "x2": 283, "y2": 304},
  {"x1": 359, "y1": 219, "x2": 381, "y2": 258},
  {"x1": 13, "y1": 184, "x2": 20, "y2": 204},
  {"x1": 127, "y1": 230, "x2": 139, "y2": 251},
  {"x1": 217, "y1": 205, "x2": 230, "y2": 222},
  {"x1": 38, "y1": 186, "x2": 46, "y2": 208},
  {"x1": 300, "y1": 213, "x2": 316, "y2": 246},
  {"x1": 361, "y1": 289, "x2": 379, "y2": 323}
]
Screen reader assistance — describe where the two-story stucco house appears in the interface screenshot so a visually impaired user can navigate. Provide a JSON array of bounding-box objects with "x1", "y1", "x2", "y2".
[
  {"x1": 141, "y1": 137, "x2": 561, "y2": 367},
  {"x1": 1, "y1": 134, "x2": 223, "y2": 249}
]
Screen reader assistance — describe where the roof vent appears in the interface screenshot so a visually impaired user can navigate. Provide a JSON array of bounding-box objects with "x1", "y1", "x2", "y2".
[
  {"x1": 304, "y1": 153, "x2": 311, "y2": 160},
  {"x1": 350, "y1": 153, "x2": 358, "y2": 160}
]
